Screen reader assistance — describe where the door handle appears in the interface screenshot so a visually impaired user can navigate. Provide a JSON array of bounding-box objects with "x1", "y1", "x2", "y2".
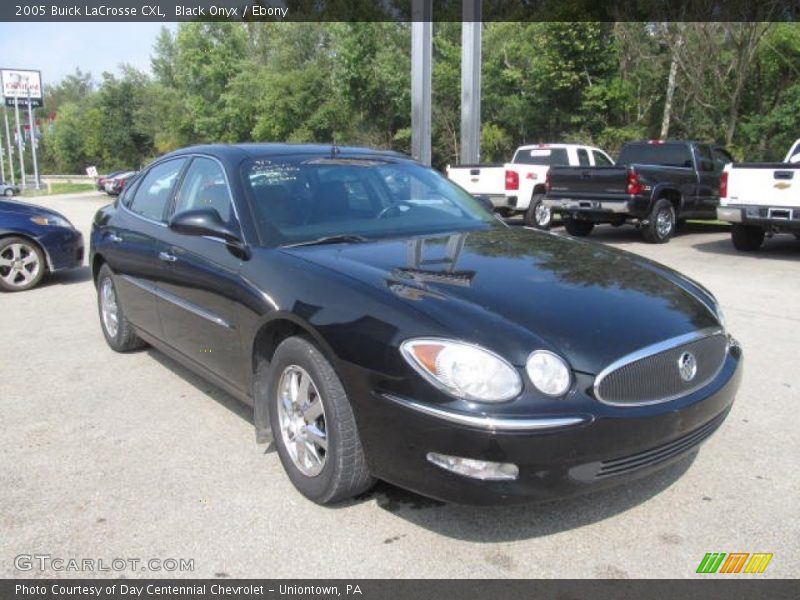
[
  {"x1": 158, "y1": 251, "x2": 177, "y2": 263},
  {"x1": 107, "y1": 233, "x2": 123, "y2": 243}
]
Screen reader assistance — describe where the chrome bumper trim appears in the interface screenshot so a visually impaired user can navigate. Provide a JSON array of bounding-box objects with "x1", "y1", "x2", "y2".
[
  {"x1": 382, "y1": 394, "x2": 589, "y2": 432},
  {"x1": 543, "y1": 198, "x2": 629, "y2": 213}
]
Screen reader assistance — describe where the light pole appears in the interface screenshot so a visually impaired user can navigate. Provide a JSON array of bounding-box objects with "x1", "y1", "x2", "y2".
[
  {"x1": 26, "y1": 89, "x2": 39, "y2": 189},
  {"x1": 460, "y1": 1, "x2": 482, "y2": 165},
  {"x1": 411, "y1": 0, "x2": 432, "y2": 167}
]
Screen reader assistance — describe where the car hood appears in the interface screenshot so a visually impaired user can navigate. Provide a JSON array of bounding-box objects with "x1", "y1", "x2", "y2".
[
  {"x1": 281, "y1": 227, "x2": 720, "y2": 374},
  {"x1": 0, "y1": 199, "x2": 68, "y2": 221}
]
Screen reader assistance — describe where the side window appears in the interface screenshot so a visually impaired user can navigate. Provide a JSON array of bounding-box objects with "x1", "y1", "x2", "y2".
[
  {"x1": 712, "y1": 147, "x2": 733, "y2": 171},
  {"x1": 577, "y1": 148, "x2": 590, "y2": 166},
  {"x1": 119, "y1": 175, "x2": 140, "y2": 207},
  {"x1": 173, "y1": 157, "x2": 234, "y2": 225},
  {"x1": 129, "y1": 160, "x2": 186, "y2": 222},
  {"x1": 593, "y1": 151, "x2": 613, "y2": 167}
]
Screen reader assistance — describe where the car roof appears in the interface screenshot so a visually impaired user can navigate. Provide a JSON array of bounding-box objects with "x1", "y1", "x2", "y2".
[{"x1": 160, "y1": 143, "x2": 411, "y2": 163}]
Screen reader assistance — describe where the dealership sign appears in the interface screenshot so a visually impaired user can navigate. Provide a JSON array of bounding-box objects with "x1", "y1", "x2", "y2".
[{"x1": 1, "y1": 69, "x2": 43, "y2": 107}]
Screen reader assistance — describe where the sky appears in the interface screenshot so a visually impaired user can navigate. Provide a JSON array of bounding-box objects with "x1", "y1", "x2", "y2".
[{"x1": 0, "y1": 23, "x2": 178, "y2": 86}]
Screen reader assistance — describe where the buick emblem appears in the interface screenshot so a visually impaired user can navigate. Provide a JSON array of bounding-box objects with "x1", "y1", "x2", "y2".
[{"x1": 678, "y1": 352, "x2": 697, "y2": 382}]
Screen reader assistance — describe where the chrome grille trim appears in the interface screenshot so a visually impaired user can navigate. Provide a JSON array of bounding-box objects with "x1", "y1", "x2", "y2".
[{"x1": 594, "y1": 327, "x2": 727, "y2": 407}]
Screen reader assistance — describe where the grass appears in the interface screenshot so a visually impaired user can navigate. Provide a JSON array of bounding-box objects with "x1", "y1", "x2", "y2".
[{"x1": 21, "y1": 182, "x2": 97, "y2": 197}]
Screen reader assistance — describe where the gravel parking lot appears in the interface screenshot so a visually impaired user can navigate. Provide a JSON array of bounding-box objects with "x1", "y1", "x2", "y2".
[{"x1": 2, "y1": 192, "x2": 798, "y2": 579}]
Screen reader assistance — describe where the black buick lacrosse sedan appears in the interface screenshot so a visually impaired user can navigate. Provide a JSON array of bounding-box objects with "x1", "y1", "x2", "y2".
[{"x1": 90, "y1": 144, "x2": 741, "y2": 505}]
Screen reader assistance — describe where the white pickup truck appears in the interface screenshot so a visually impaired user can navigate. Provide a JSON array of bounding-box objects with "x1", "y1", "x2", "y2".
[
  {"x1": 717, "y1": 139, "x2": 800, "y2": 251},
  {"x1": 448, "y1": 143, "x2": 614, "y2": 228},
  {"x1": 503, "y1": 143, "x2": 614, "y2": 228},
  {"x1": 445, "y1": 163, "x2": 506, "y2": 209}
]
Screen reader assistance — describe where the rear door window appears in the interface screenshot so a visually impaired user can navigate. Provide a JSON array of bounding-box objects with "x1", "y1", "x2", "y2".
[
  {"x1": 513, "y1": 148, "x2": 569, "y2": 166},
  {"x1": 128, "y1": 159, "x2": 186, "y2": 222},
  {"x1": 577, "y1": 149, "x2": 590, "y2": 166}
]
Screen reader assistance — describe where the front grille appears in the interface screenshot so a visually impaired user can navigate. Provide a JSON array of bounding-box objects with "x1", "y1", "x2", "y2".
[
  {"x1": 569, "y1": 410, "x2": 727, "y2": 481},
  {"x1": 595, "y1": 331, "x2": 728, "y2": 406}
]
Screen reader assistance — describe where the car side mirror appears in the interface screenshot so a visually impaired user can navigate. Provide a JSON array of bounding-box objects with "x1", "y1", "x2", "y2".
[
  {"x1": 474, "y1": 194, "x2": 494, "y2": 212},
  {"x1": 169, "y1": 209, "x2": 247, "y2": 253}
]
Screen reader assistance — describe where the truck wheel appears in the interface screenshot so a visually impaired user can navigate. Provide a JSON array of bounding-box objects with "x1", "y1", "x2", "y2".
[
  {"x1": 642, "y1": 198, "x2": 676, "y2": 244},
  {"x1": 523, "y1": 194, "x2": 551, "y2": 229},
  {"x1": 563, "y1": 219, "x2": 594, "y2": 237},
  {"x1": 731, "y1": 224, "x2": 765, "y2": 251}
]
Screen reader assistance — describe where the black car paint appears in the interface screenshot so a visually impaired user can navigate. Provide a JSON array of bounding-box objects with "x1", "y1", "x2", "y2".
[{"x1": 90, "y1": 144, "x2": 740, "y2": 504}]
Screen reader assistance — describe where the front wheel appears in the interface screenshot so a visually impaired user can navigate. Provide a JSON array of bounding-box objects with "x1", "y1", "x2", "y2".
[
  {"x1": 4, "y1": 188, "x2": 13, "y2": 197},
  {"x1": 642, "y1": 198, "x2": 676, "y2": 244},
  {"x1": 563, "y1": 219, "x2": 594, "y2": 237},
  {"x1": 523, "y1": 194, "x2": 551, "y2": 229},
  {"x1": 0, "y1": 237, "x2": 45, "y2": 292},
  {"x1": 267, "y1": 336, "x2": 374, "y2": 504},
  {"x1": 731, "y1": 224, "x2": 765, "y2": 252}
]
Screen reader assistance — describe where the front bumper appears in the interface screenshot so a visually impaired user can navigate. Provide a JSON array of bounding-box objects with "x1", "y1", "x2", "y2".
[
  {"x1": 355, "y1": 345, "x2": 742, "y2": 505},
  {"x1": 718, "y1": 204, "x2": 800, "y2": 233},
  {"x1": 37, "y1": 228, "x2": 84, "y2": 271}
]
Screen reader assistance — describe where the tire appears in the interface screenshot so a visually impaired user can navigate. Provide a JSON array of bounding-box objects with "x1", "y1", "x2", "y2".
[
  {"x1": 4, "y1": 188, "x2": 13, "y2": 197},
  {"x1": 523, "y1": 193, "x2": 551, "y2": 229},
  {"x1": 731, "y1": 224, "x2": 765, "y2": 252},
  {"x1": 642, "y1": 198, "x2": 676, "y2": 244},
  {"x1": 0, "y1": 237, "x2": 46, "y2": 292},
  {"x1": 563, "y1": 219, "x2": 594, "y2": 237},
  {"x1": 96, "y1": 264, "x2": 146, "y2": 352},
  {"x1": 267, "y1": 336, "x2": 374, "y2": 504}
]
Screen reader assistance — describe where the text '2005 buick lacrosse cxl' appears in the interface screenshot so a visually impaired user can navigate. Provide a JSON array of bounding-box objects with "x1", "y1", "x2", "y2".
[{"x1": 90, "y1": 144, "x2": 741, "y2": 505}]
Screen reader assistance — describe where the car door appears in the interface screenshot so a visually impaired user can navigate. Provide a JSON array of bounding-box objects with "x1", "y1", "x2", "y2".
[
  {"x1": 106, "y1": 159, "x2": 187, "y2": 338},
  {"x1": 155, "y1": 156, "x2": 247, "y2": 389},
  {"x1": 694, "y1": 144, "x2": 719, "y2": 218}
]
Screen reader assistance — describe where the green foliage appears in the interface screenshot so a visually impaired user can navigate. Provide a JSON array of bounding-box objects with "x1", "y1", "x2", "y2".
[{"x1": 37, "y1": 22, "x2": 800, "y2": 174}]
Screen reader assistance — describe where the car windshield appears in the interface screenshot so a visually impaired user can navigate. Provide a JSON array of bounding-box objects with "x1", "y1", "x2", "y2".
[{"x1": 242, "y1": 157, "x2": 497, "y2": 246}]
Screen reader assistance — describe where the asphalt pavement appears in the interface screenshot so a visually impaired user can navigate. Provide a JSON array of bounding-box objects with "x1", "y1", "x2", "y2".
[{"x1": 1, "y1": 192, "x2": 797, "y2": 578}]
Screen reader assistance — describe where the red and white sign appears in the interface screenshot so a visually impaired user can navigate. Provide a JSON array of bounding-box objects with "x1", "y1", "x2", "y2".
[{"x1": 1, "y1": 69, "x2": 43, "y2": 107}]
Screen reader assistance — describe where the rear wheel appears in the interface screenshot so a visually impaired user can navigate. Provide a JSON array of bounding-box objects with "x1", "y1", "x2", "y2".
[
  {"x1": 4, "y1": 188, "x2": 13, "y2": 197},
  {"x1": 0, "y1": 237, "x2": 45, "y2": 292},
  {"x1": 642, "y1": 198, "x2": 676, "y2": 244},
  {"x1": 731, "y1": 224, "x2": 765, "y2": 252},
  {"x1": 523, "y1": 193, "x2": 551, "y2": 229},
  {"x1": 267, "y1": 336, "x2": 374, "y2": 504},
  {"x1": 563, "y1": 219, "x2": 594, "y2": 237},
  {"x1": 96, "y1": 264, "x2": 146, "y2": 351}
]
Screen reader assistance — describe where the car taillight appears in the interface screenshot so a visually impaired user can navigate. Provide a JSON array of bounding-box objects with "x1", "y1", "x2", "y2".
[
  {"x1": 505, "y1": 169, "x2": 519, "y2": 191},
  {"x1": 545, "y1": 171, "x2": 552, "y2": 193},
  {"x1": 720, "y1": 171, "x2": 728, "y2": 198},
  {"x1": 626, "y1": 169, "x2": 643, "y2": 195}
]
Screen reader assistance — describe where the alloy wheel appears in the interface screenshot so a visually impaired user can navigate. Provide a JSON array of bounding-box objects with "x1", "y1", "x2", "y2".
[
  {"x1": 277, "y1": 365, "x2": 328, "y2": 477},
  {"x1": 534, "y1": 202, "x2": 552, "y2": 227},
  {"x1": 100, "y1": 277, "x2": 120, "y2": 338},
  {"x1": 0, "y1": 242, "x2": 41, "y2": 289},
  {"x1": 656, "y1": 208, "x2": 674, "y2": 239}
]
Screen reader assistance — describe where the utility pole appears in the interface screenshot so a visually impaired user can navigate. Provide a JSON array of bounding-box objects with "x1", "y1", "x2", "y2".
[
  {"x1": 27, "y1": 90, "x2": 39, "y2": 189},
  {"x1": 460, "y1": 0, "x2": 482, "y2": 165},
  {"x1": 13, "y1": 93, "x2": 26, "y2": 189},
  {"x1": 411, "y1": 0, "x2": 432, "y2": 166},
  {"x1": 4, "y1": 108, "x2": 14, "y2": 185},
  {"x1": 0, "y1": 123, "x2": 5, "y2": 183}
]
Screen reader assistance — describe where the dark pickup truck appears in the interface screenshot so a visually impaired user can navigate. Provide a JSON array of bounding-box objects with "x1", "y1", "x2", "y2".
[{"x1": 543, "y1": 140, "x2": 733, "y2": 243}]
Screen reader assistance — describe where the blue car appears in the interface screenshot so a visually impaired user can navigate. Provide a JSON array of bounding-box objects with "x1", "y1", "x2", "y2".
[{"x1": 0, "y1": 198, "x2": 84, "y2": 291}]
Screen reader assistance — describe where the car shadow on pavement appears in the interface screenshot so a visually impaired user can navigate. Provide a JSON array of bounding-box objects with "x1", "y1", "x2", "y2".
[
  {"x1": 143, "y1": 345, "x2": 699, "y2": 541},
  {"x1": 38, "y1": 265, "x2": 93, "y2": 287},
  {"x1": 357, "y1": 452, "x2": 697, "y2": 542},
  {"x1": 692, "y1": 236, "x2": 800, "y2": 261},
  {"x1": 147, "y1": 348, "x2": 256, "y2": 428}
]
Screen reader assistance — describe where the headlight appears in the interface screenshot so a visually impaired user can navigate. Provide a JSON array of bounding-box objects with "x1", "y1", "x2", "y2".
[
  {"x1": 31, "y1": 214, "x2": 73, "y2": 228},
  {"x1": 400, "y1": 338, "x2": 522, "y2": 403},
  {"x1": 525, "y1": 350, "x2": 571, "y2": 396}
]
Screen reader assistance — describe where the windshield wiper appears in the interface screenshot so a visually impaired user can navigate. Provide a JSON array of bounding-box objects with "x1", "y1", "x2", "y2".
[{"x1": 282, "y1": 234, "x2": 371, "y2": 248}]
